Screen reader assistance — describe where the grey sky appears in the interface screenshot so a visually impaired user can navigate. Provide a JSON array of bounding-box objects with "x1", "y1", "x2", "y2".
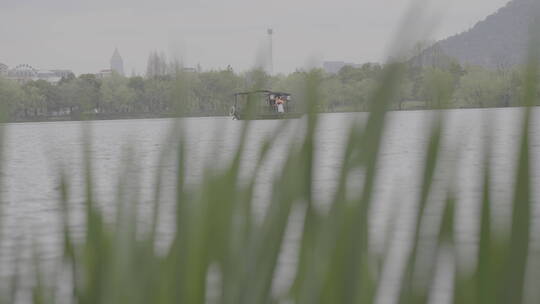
[{"x1": 0, "y1": 0, "x2": 510, "y2": 75}]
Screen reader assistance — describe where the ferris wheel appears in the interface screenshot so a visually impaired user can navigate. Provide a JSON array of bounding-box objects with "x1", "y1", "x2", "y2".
[{"x1": 9, "y1": 64, "x2": 38, "y2": 78}]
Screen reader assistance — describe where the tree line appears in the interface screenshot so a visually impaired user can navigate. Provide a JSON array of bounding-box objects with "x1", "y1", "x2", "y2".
[{"x1": 0, "y1": 56, "x2": 535, "y2": 122}]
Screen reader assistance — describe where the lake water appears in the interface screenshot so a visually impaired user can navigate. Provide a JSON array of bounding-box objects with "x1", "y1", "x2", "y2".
[{"x1": 1, "y1": 108, "x2": 539, "y2": 303}]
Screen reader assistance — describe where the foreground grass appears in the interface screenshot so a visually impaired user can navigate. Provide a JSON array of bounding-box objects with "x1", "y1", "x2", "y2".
[
  {"x1": 0, "y1": 62, "x2": 533, "y2": 304},
  {"x1": 1, "y1": 34, "x2": 540, "y2": 303}
]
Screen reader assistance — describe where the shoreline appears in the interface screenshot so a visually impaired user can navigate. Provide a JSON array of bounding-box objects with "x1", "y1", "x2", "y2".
[
  {"x1": 4, "y1": 105, "x2": 536, "y2": 124},
  {"x1": 7, "y1": 112, "x2": 228, "y2": 124}
]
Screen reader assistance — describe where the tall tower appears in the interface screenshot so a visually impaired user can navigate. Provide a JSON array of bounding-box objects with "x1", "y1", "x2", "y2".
[
  {"x1": 267, "y1": 28, "x2": 273, "y2": 75},
  {"x1": 110, "y1": 48, "x2": 125, "y2": 76}
]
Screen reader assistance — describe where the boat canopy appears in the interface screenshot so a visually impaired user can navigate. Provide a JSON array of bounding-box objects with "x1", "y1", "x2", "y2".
[{"x1": 234, "y1": 90, "x2": 291, "y2": 99}]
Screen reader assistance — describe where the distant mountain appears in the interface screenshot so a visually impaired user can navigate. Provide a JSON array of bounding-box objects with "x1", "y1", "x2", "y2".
[{"x1": 416, "y1": 0, "x2": 539, "y2": 69}]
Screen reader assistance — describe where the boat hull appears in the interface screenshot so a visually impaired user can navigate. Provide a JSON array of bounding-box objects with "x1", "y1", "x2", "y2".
[{"x1": 235, "y1": 113, "x2": 303, "y2": 120}]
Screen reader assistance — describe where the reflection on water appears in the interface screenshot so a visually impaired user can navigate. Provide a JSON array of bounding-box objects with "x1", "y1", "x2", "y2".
[{"x1": 0, "y1": 108, "x2": 539, "y2": 303}]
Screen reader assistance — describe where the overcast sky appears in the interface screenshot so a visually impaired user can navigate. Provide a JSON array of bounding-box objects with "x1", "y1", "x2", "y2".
[{"x1": 0, "y1": 0, "x2": 511, "y2": 75}]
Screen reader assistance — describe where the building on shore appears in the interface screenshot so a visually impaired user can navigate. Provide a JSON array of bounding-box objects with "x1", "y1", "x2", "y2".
[
  {"x1": 36, "y1": 70, "x2": 62, "y2": 84},
  {"x1": 110, "y1": 48, "x2": 125, "y2": 76},
  {"x1": 323, "y1": 61, "x2": 362, "y2": 74},
  {"x1": 96, "y1": 69, "x2": 113, "y2": 78},
  {"x1": 50, "y1": 69, "x2": 74, "y2": 79},
  {"x1": 182, "y1": 67, "x2": 197, "y2": 73},
  {"x1": 0, "y1": 63, "x2": 8, "y2": 77}
]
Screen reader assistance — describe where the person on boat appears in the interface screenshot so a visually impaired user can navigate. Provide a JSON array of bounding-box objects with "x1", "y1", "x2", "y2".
[
  {"x1": 276, "y1": 96, "x2": 285, "y2": 113},
  {"x1": 270, "y1": 96, "x2": 276, "y2": 107}
]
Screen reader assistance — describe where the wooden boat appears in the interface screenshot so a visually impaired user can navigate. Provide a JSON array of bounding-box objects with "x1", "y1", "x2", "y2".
[{"x1": 230, "y1": 90, "x2": 302, "y2": 120}]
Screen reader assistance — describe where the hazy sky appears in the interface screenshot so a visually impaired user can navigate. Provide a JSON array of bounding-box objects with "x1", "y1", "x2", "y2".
[{"x1": 0, "y1": 0, "x2": 511, "y2": 75}]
